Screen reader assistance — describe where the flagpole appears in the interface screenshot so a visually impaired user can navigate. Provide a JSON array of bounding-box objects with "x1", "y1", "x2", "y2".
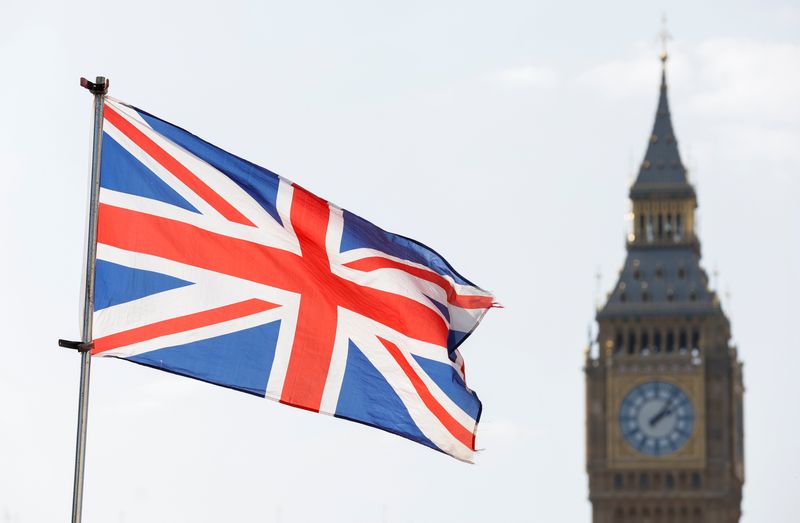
[{"x1": 70, "y1": 75, "x2": 108, "y2": 523}]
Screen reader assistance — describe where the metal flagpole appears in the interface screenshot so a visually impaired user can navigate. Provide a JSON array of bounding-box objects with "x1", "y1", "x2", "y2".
[{"x1": 64, "y1": 75, "x2": 109, "y2": 523}]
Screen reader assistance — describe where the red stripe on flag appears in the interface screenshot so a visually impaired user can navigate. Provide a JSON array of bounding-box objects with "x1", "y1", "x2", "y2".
[
  {"x1": 279, "y1": 185, "x2": 338, "y2": 411},
  {"x1": 103, "y1": 104, "x2": 255, "y2": 227},
  {"x1": 92, "y1": 298, "x2": 279, "y2": 355},
  {"x1": 378, "y1": 337, "x2": 476, "y2": 451},
  {"x1": 96, "y1": 204, "x2": 448, "y2": 348},
  {"x1": 344, "y1": 257, "x2": 494, "y2": 309}
]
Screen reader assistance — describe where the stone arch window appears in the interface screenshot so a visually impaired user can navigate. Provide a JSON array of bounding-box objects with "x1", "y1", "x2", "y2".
[
  {"x1": 675, "y1": 213, "x2": 683, "y2": 240},
  {"x1": 679, "y1": 330, "x2": 688, "y2": 352},
  {"x1": 646, "y1": 215, "x2": 655, "y2": 242},
  {"x1": 666, "y1": 288, "x2": 674, "y2": 301},
  {"x1": 691, "y1": 472, "x2": 701, "y2": 489},
  {"x1": 657, "y1": 214, "x2": 663, "y2": 239},
  {"x1": 653, "y1": 331, "x2": 662, "y2": 353},
  {"x1": 614, "y1": 473, "x2": 624, "y2": 490},
  {"x1": 615, "y1": 331, "x2": 624, "y2": 354},
  {"x1": 628, "y1": 332, "x2": 636, "y2": 355},
  {"x1": 689, "y1": 287, "x2": 697, "y2": 301},
  {"x1": 665, "y1": 473, "x2": 675, "y2": 489},
  {"x1": 639, "y1": 214, "x2": 645, "y2": 241},
  {"x1": 642, "y1": 290, "x2": 649, "y2": 302},
  {"x1": 691, "y1": 329, "x2": 700, "y2": 351},
  {"x1": 665, "y1": 213, "x2": 673, "y2": 238},
  {"x1": 641, "y1": 332, "x2": 650, "y2": 353},
  {"x1": 677, "y1": 265, "x2": 686, "y2": 279},
  {"x1": 666, "y1": 331, "x2": 675, "y2": 353},
  {"x1": 639, "y1": 473, "x2": 649, "y2": 489}
]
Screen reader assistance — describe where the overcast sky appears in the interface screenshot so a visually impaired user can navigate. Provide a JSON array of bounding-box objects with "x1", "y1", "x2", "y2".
[{"x1": 1, "y1": 1, "x2": 798, "y2": 521}]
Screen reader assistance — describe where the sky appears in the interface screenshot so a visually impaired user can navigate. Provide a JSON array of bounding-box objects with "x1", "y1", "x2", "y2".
[{"x1": 1, "y1": 0, "x2": 798, "y2": 521}]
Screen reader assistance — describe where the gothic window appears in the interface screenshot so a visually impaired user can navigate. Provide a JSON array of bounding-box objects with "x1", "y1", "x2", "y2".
[
  {"x1": 691, "y1": 472, "x2": 701, "y2": 489},
  {"x1": 665, "y1": 473, "x2": 675, "y2": 489},
  {"x1": 639, "y1": 214, "x2": 645, "y2": 240},
  {"x1": 614, "y1": 473, "x2": 624, "y2": 490},
  {"x1": 679, "y1": 330, "x2": 688, "y2": 352}
]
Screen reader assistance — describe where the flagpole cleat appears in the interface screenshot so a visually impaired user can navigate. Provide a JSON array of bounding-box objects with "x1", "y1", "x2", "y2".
[
  {"x1": 79, "y1": 76, "x2": 109, "y2": 95},
  {"x1": 58, "y1": 339, "x2": 93, "y2": 353}
]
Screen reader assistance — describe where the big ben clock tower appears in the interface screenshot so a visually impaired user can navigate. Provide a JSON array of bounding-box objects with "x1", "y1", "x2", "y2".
[{"x1": 585, "y1": 49, "x2": 745, "y2": 522}]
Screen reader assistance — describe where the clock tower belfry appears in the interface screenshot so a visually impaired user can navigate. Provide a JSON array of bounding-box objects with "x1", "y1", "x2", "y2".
[{"x1": 584, "y1": 51, "x2": 744, "y2": 522}]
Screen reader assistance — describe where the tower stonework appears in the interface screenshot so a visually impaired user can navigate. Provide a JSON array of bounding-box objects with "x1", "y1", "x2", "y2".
[{"x1": 585, "y1": 56, "x2": 744, "y2": 523}]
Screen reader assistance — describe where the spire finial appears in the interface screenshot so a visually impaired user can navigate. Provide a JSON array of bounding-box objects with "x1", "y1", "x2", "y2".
[{"x1": 658, "y1": 14, "x2": 672, "y2": 64}]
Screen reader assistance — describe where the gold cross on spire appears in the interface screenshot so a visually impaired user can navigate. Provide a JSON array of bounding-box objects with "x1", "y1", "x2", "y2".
[{"x1": 658, "y1": 14, "x2": 672, "y2": 63}]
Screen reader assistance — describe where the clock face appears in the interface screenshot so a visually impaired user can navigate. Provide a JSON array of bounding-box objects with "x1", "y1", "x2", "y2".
[{"x1": 619, "y1": 381, "x2": 694, "y2": 456}]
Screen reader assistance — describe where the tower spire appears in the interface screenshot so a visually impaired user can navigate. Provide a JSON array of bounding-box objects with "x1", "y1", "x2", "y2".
[{"x1": 629, "y1": 19, "x2": 693, "y2": 200}]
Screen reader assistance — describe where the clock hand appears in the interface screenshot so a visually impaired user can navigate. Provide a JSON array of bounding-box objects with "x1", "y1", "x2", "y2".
[{"x1": 649, "y1": 396, "x2": 674, "y2": 427}]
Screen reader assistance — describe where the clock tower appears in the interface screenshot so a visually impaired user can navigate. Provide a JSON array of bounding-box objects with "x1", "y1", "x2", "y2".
[{"x1": 585, "y1": 52, "x2": 744, "y2": 522}]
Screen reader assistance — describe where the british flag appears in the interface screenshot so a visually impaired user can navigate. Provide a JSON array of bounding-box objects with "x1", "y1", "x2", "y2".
[{"x1": 91, "y1": 99, "x2": 496, "y2": 462}]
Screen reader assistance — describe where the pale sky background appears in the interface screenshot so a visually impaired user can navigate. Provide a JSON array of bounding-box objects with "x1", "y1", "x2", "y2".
[{"x1": 1, "y1": 1, "x2": 798, "y2": 521}]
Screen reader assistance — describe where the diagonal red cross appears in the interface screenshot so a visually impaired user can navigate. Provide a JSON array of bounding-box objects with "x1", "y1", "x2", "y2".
[
  {"x1": 94, "y1": 187, "x2": 449, "y2": 412},
  {"x1": 94, "y1": 105, "x2": 487, "y2": 450}
]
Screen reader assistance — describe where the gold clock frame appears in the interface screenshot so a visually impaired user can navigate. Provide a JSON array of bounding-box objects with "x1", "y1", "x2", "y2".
[{"x1": 607, "y1": 370, "x2": 705, "y2": 469}]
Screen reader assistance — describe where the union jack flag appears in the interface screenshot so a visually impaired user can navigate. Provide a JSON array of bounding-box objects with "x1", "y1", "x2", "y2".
[{"x1": 91, "y1": 99, "x2": 496, "y2": 461}]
